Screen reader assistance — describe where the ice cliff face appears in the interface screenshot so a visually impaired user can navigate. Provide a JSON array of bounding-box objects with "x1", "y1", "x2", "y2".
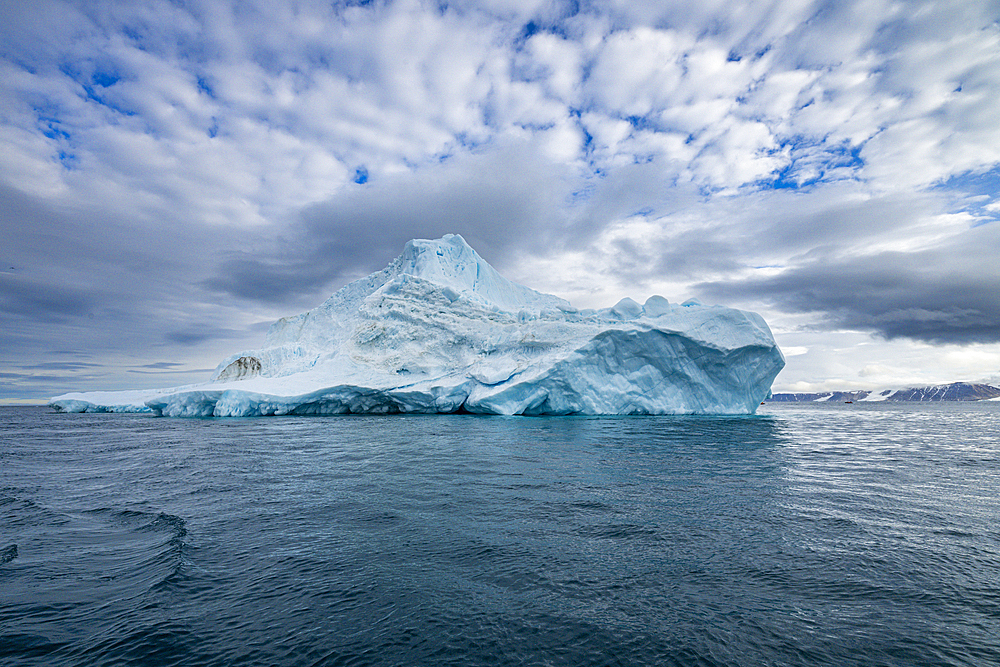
[{"x1": 51, "y1": 234, "x2": 785, "y2": 416}]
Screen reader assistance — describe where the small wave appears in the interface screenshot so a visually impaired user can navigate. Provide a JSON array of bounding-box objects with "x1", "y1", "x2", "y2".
[
  {"x1": 137, "y1": 512, "x2": 188, "y2": 539},
  {"x1": 0, "y1": 633, "x2": 66, "y2": 661},
  {"x1": 1, "y1": 495, "x2": 73, "y2": 527},
  {"x1": 574, "y1": 523, "x2": 661, "y2": 540},
  {"x1": 135, "y1": 514, "x2": 191, "y2": 595},
  {"x1": 354, "y1": 510, "x2": 404, "y2": 528},
  {"x1": 67, "y1": 507, "x2": 193, "y2": 597},
  {"x1": 0, "y1": 544, "x2": 17, "y2": 564},
  {"x1": 82, "y1": 507, "x2": 187, "y2": 542}
]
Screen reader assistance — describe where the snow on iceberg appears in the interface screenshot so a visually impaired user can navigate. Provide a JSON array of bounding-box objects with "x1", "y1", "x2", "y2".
[{"x1": 50, "y1": 234, "x2": 784, "y2": 416}]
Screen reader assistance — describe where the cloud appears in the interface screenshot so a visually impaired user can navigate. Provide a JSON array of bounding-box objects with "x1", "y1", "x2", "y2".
[
  {"x1": 203, "y1": 140, "x2": 574, "y2": 302},
  {"x1": 16, "y1": 361, "x2": 102, "y2": 371},
  {"x1": 128, "y1": 365, "x2": 216, "y2": 374},
  {"x1": 696, "y1": 217, "x2": 1000, "y2": 344},
  {"x1": 0, "y1": 272, "x2": 99, "y2": 321},
  {"x1": 2, "y1": 0, "x2": 1000, "y2": 399},
  {"x1": 0, "y1": 179, "x2": 274, "y2": 376}
]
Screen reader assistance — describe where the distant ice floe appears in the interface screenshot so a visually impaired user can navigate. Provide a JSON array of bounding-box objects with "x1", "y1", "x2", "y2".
[{"x1": 51, "y1": 235, "x2": 784, "y2": 416}]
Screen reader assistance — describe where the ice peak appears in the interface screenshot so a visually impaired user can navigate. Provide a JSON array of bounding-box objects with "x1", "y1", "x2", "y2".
[
  {"x1": 397, "y1": 233, "x2": 483, "y2": 283},
  {"x1": 393, "y1": 234, "x2": 567, "y2": 313}
]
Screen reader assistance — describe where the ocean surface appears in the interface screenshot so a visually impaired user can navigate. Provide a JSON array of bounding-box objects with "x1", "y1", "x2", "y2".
[{"x1": 1, "y1": 403, "x2": 998, "y2": 667}]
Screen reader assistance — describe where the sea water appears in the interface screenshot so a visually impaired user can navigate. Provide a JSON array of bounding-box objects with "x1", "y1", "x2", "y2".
[{"x1": 1, "y1": 403, "x2": 998, "y2": 666}]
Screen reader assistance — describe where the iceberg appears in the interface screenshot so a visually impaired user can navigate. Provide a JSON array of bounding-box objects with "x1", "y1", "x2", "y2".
[{"x1": 50, "y1": 234, "x2": 784, "y2": 416}]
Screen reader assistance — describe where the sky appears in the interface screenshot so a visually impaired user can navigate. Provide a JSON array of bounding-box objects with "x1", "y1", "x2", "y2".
[{"x1": 2, "y1": 0, "x2": 1000, "y2": 404}]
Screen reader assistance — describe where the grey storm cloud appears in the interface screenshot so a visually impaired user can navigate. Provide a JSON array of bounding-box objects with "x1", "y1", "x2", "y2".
[
  {"x1": 17, "y1": 361, "x2": 102, "y2": 371},
  {"x1": 0, "y1": 273, "x2": 99, "y2": 321},
  {"x1": 203, "y1": 143, "x2": 572, "y2": 303},
  {"x1": 696, "y1": 222, "x2": 1000, "y2": 344}
]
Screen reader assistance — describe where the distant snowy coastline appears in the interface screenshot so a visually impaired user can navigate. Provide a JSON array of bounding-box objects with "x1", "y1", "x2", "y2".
[
  {"x1": 51, "y1": 235, "x2": 784, "y2": 417},
  {"x1": 769, "y1": 382, "x2": 1000, "y2": 403}
]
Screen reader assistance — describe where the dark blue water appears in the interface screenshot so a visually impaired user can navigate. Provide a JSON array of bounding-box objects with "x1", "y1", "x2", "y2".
[{"x1": 2, "y1": 403, "x2": 998, "y2": 667}]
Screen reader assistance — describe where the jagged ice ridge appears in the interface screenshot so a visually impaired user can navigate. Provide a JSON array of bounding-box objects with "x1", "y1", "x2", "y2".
[{"x1": 51, "y1": 235, "x2": 785, "y2": 416}]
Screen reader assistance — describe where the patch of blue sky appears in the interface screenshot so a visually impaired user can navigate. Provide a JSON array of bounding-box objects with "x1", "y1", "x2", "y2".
[
  {"x1": 514, "y1": 3, "x2": 578, "y2": 46},
  {"x1": 196, "y1": 76, "x2": 215, "y2": 98},
  {"x1": 33, "y1": 103, "x2": 73, "y2": 145},
  {"x1": 353, "y1": 167, "x2": 369, "y2": 185},
  {"x1": 57, "y1": 59, "x2": 119, "y2": 89},
  {"x1": 697, "y1": 184, "x2": 721, "y2": 199},
  {"x1": 54, "y1": 61, "x2": 136, "y2": 119},
  {"x1": 121, "y1": 26, "x2": 149, "y2": 49},
  {"x1": 453, "y1": 131, "x2": 486, "y2": 151},
  {"x1": 513, "y1": 120, "x2": 557, "y2": 133},
  {"x1": 935, "y1": 164, "x2": 1000, "y2": 196},
  {"x1": 81, "y1": 87, "x2": 137, "y2": 118},
  {"x1": 623, "y1": 115, "x2": 655, "y2": 131},
  {"x1": 40, "y1": 122, "x2": 70, "y2": 142},
  {"x1": 771, "y1": 139, "x2": 864, "y2": 189},
  {"x1": 57, "y1": 150, "x2": 77, "y2": 169},
  {"x1": 329, "y1": 0, "x2": 375, "y2": 23},
  {"x1": 567, "y1": 185, "x2": 594, "y2": 204},
  {"x1": 431, "y1": 134, "x2": 485, "y2": 166},
  {"x1": 519, "y1": 20, "x2": 542, "y2": 41},
  {"x1": 91, "y1": 71, "x2": 120, "y2": 88},
  {"x1": 581, "y1": 131, "x2": 594, "y2": 154},
  {"x1": 933, "y1": 165, "x2": 1000, "y2": 225},
  {"x1": 770, "y1": 163, "x2": 809, "y2": 189}
]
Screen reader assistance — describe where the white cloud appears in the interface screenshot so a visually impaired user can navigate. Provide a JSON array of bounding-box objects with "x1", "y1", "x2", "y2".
[
  {"x1": 586, "y1": 27, "x2": 688, "y2": 117},
  {"x1": 522, "y1": 32, "x2": 584, "y2": 103}
]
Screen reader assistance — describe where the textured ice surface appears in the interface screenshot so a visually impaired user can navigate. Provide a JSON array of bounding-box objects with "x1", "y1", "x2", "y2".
[{"x1": 51, "y1": 235, "x2": 784, "y2": 416}]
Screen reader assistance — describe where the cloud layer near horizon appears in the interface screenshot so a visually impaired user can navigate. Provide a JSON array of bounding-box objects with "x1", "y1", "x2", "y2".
[{"x1": 2, "y1": 0, "x2": 1000, "y2": 399}]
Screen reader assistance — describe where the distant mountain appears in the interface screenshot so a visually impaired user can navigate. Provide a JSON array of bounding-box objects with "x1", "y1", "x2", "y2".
[
  {"x1": 769, "y1": 382, "x2": 1000, "y2": 403},
  {"x1": 769, "y1": 390, "x2": 871, "y2": 403}
]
